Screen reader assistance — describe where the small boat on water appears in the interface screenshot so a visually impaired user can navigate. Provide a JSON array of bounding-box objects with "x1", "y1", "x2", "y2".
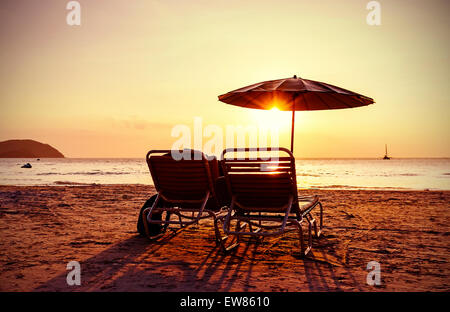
[{"x1": 383, "y1": 144, "x2": 391, "y2": 160}]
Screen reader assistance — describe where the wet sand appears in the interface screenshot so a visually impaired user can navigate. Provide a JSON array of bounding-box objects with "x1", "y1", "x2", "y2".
[{"x1": 0, "y1": 185, "x2": 448, "y2": 291}]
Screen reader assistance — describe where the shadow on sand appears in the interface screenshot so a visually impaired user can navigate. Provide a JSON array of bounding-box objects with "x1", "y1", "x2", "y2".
[{"x1": 35, "y1": 228, "x2": 363, "y2": 292}]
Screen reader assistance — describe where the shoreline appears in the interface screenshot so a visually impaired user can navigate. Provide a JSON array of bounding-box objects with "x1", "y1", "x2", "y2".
[
  {"x1": 2, "y1": 157, "x2": 449, "y2": 159},
  {"x1": 0, "y1": 185, "x2": 449, "y2": 291},
  {"x1": 2, "y1": 158, "x2": 448, "y2": 191},
  {"x1": 1, "y1": 183, "x2": 448, "y2": 192}
]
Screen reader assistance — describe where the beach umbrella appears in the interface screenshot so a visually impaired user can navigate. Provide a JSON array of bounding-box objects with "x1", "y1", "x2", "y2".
[{"x1": 218, "y1": 75, "x2": 374, "y2": 153}]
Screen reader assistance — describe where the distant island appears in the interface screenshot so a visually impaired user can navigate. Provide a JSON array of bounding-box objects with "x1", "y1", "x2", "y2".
[{"x1": 0, "y1": 139, "x2": 64, "y2": 158}]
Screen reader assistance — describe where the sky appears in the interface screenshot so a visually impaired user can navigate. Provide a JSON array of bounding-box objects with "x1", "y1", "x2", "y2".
[{"x1": 0, "y1": 0, "x2": 449, "y2": 158}]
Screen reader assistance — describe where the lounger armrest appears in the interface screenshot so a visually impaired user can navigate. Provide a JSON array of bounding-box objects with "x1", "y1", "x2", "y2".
[{"x1": 297, "y1": 195, "x2": 320, "y2": 215}]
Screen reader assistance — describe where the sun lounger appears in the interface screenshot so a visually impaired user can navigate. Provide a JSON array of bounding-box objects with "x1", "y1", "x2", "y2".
[
  {"x1": 142, "y1": 149, "x2": 226, "y2": 240},
  {"x1": 214, "y1": 147, "x2": 323, "y2": 256}
]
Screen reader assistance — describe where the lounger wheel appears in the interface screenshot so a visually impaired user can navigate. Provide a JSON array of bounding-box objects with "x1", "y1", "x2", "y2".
[
  {"x1": 138, "y1": 195, "x2": 167, "y2": 238},
  {"x1": 142, "y1": 208, "x2": 166, "y2": 240}
]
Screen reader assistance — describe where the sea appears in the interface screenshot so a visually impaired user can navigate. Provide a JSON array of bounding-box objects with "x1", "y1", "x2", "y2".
[{"x1": 0, "y1": 158, "x2": 449, "y2": 191}]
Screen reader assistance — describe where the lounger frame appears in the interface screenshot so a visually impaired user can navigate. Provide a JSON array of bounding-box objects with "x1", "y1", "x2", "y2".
[
  {"x1": 143, "y1": 150, "x2": 225, "y2": 240},
  {"x1": 215, "y1": 147, "x2": 323, "y2": 256}
]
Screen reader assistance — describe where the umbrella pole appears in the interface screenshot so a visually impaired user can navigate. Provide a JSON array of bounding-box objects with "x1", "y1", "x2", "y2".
[
  {"x1": 290, "y1": 96, "x2": 295, "y2": 153},
  {"x1": 290, "y1": 108, "x2": 295, "y2": 153}
]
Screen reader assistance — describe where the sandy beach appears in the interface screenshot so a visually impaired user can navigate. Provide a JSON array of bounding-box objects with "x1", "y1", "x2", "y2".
[{"x1": 0, "y1": 184, "x2": 448, "y2": 292}]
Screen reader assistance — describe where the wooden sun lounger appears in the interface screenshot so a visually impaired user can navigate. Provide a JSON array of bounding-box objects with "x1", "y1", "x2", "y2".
[
  {"x1": 142, "y1": 149, "x2": 225, "y2": 240},
  {"x1": 214, "y1": 147, "x2": 323, "y2": 256}
]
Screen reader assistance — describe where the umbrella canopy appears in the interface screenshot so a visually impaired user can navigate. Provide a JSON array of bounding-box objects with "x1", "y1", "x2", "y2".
[{"x1": 218, "y1": 75, "x2": 374, "y2": 152}]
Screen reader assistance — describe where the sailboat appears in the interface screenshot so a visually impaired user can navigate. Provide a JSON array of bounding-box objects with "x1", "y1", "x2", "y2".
[{"x1": 383, "y1": 144, "x2": 391, "y2": 160}]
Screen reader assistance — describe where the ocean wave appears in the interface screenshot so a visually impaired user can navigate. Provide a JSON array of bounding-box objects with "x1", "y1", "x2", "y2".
[
  {"x1": 396, "y1": 173, "x2": 420, "y2": 177},
  {"x1": 310, "y1": 185, "x2": 410, "y2": 190},
  {"x1": 53, "y1": 181, "x2": 98, "y2": 186},
  {"x1": 296, "y1": 173, "x2": 322, "y2": 177},
  {"x1": 297, "y1": 173, "x2": 420, "y2": 178},
  {"x1": 37, "y1": 171, "x2": 132, "y2": 176}
]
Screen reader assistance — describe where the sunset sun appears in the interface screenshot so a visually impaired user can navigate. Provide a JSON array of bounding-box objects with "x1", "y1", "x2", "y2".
[{"x1": 251, "y1": 106, "x2": 290, "y2": 131}]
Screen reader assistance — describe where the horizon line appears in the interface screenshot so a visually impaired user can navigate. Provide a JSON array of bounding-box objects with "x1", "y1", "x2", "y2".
[{"x1": 5, "y1": 156, "x2": 448, "y2": 160}]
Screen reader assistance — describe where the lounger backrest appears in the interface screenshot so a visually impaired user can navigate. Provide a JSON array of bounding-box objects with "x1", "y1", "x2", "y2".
[
  {"x1": 146, "y1": 150, "x2": 216, "y2": 203},
  {"x1": 221, "y1": 148, "x2": 297, "y2": 212}
]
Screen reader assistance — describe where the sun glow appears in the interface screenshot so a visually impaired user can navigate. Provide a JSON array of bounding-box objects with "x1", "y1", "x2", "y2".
[{"x1": 251, "y1": 106, "x2": 290, "y2": 131}]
